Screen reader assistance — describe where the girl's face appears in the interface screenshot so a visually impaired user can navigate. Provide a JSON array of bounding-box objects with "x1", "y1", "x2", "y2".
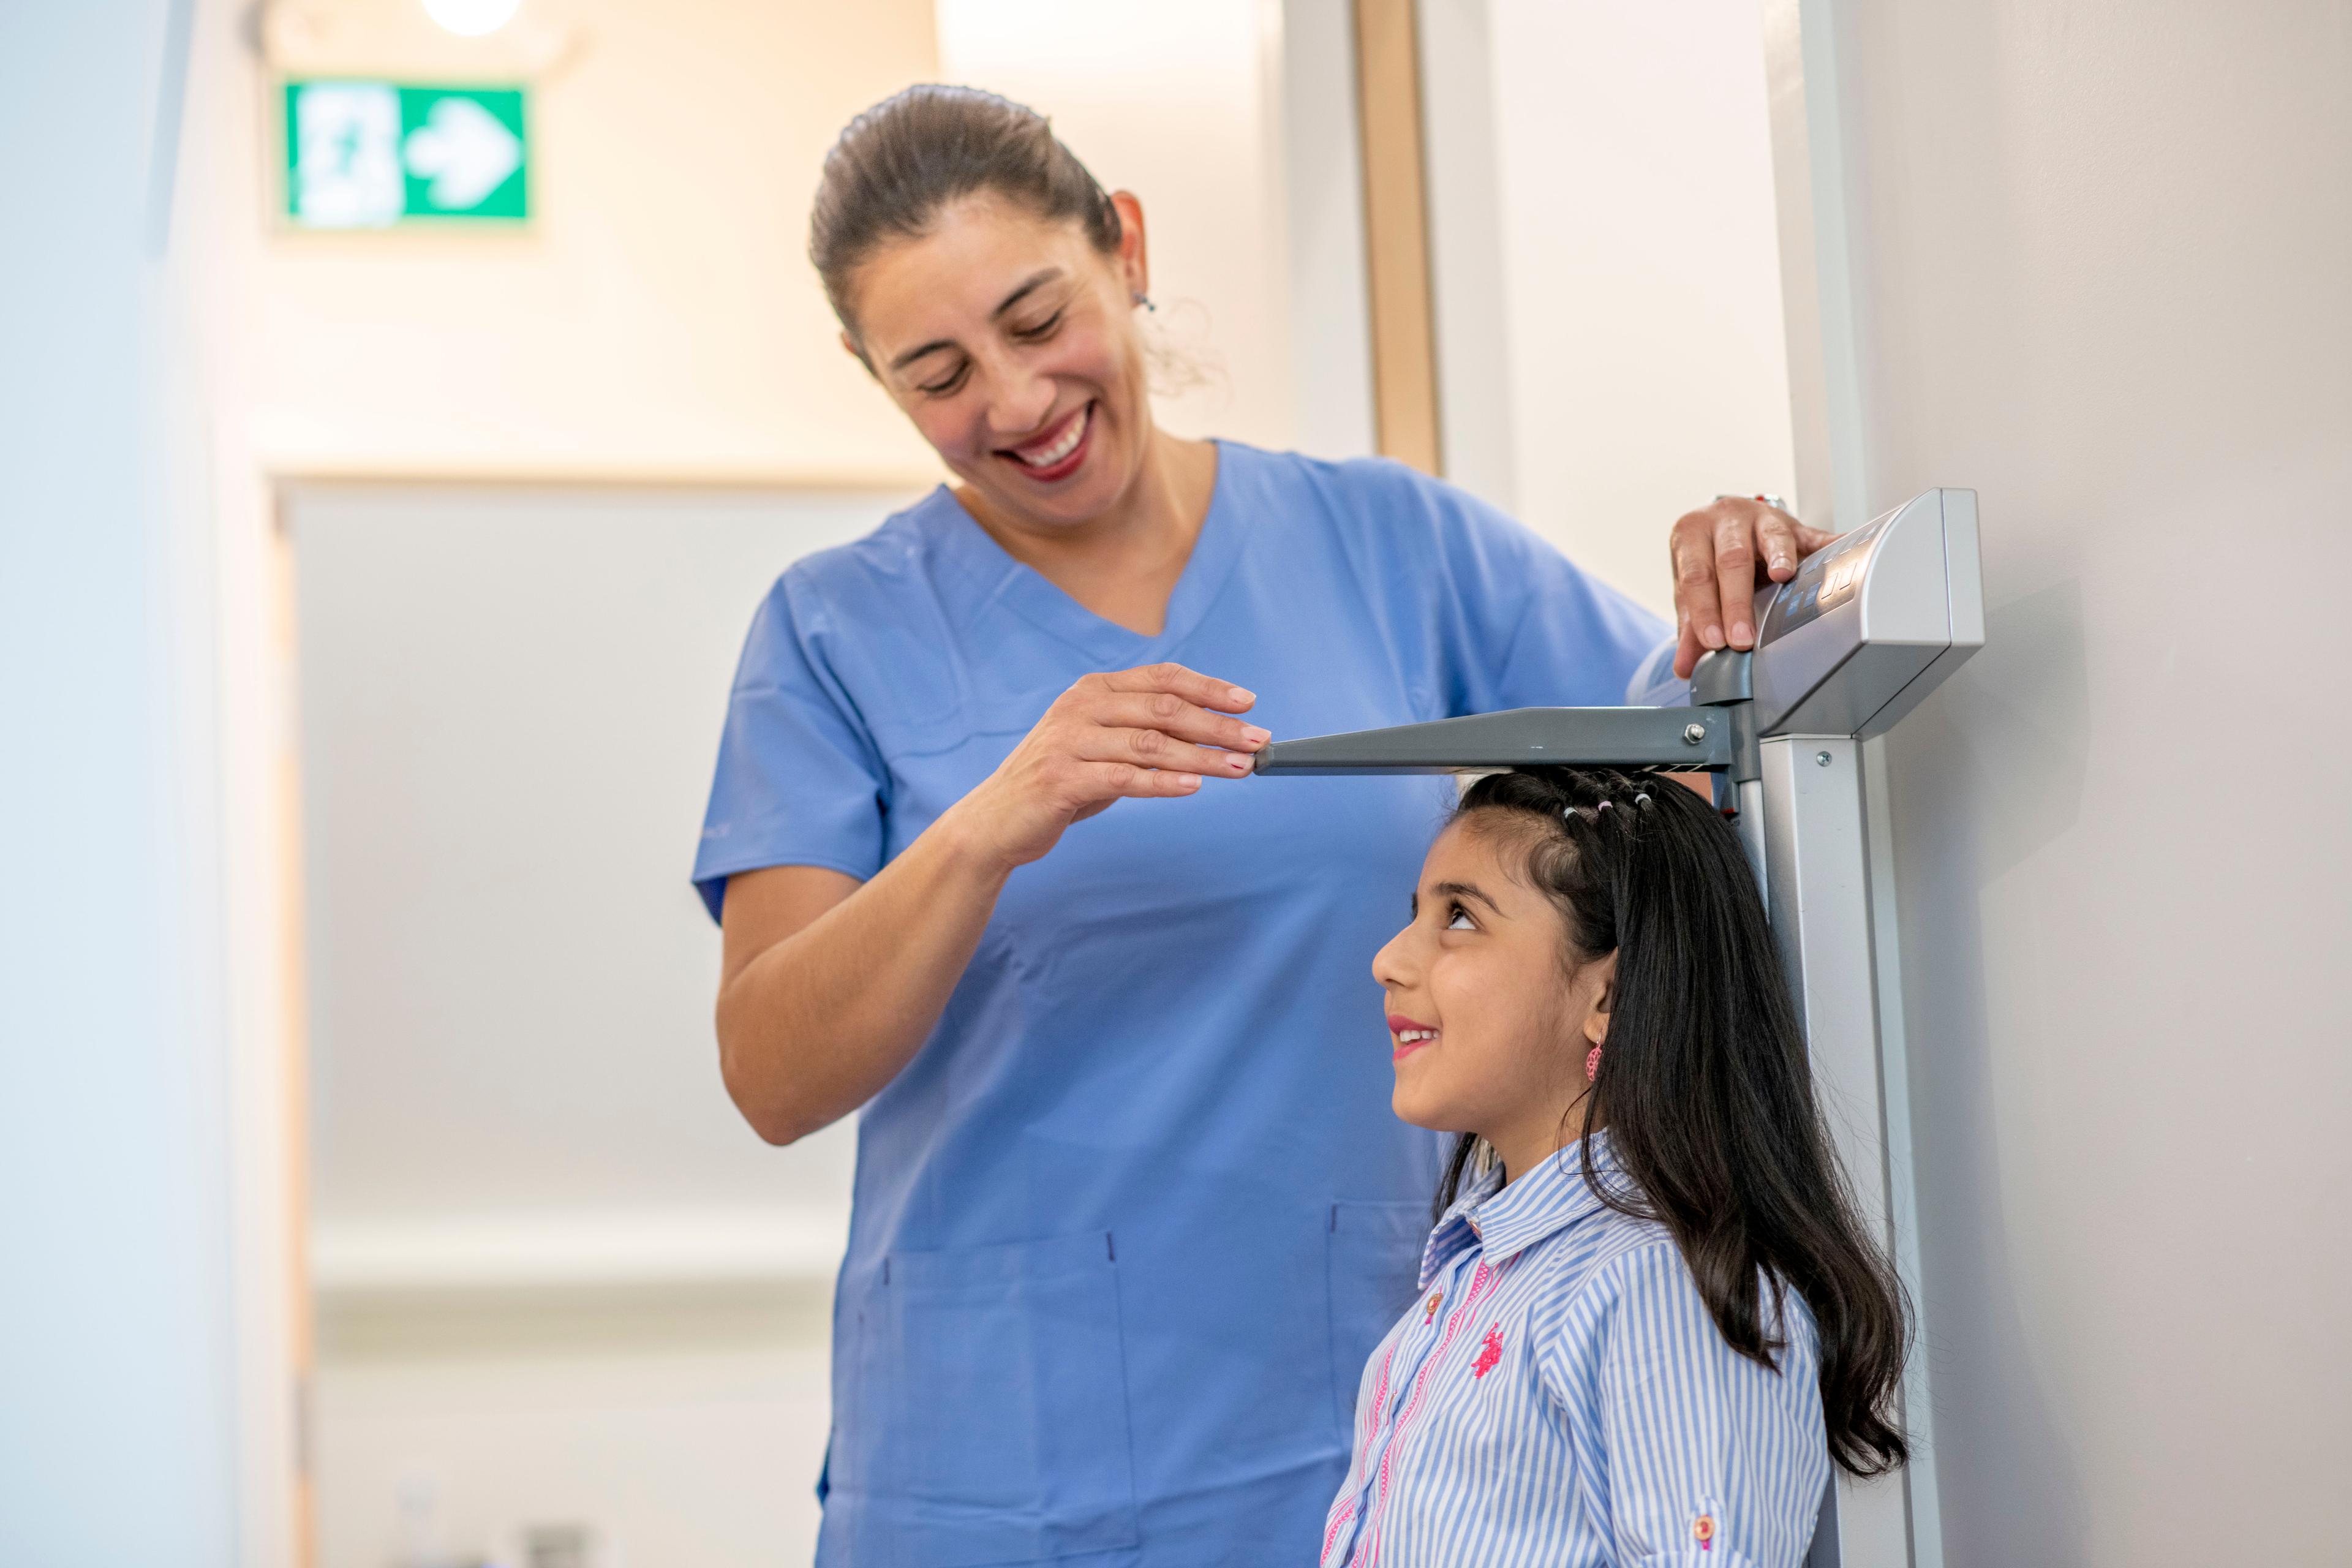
[
  {"x1": 845, "y1": 193, "x2": 1155, "y2": 536},
  {"x1": 1372, "y1": 817, "x2": 1616, "y2": 1178}
]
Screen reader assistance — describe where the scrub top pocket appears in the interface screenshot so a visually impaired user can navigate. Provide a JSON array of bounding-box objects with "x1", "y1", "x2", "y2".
[
  {"x1": 873, "y1": 1231, "x2": 1140, "y2": 1568},
  {"x1": 1326, "y1": 1200, "x2": 1429, "y2": 1434}
]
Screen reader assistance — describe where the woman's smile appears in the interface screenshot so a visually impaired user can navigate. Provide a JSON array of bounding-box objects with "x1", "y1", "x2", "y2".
[{"x1": 1000, "y1": 400, "x2": 1095, "y2": 481}]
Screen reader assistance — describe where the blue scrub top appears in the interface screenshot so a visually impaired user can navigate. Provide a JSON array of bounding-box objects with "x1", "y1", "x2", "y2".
[{"x1": 694, "y1": 442, "x2": 1667, "y2": 1568}]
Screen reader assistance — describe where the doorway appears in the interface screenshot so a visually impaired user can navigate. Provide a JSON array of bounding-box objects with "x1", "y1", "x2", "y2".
[{"x1": 286, "y1": 481, "x2": 916, "y2": 1568}]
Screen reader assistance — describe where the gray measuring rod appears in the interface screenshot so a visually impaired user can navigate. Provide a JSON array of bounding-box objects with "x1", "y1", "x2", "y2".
[{"x1": 1252, "y1": 488, "x2": 1983, "y2": 1568}]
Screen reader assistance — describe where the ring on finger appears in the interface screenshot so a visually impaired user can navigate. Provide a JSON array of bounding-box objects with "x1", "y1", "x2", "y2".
[{"x1": 1716, "y1": 491, "x2": 1795, "y2": 519}]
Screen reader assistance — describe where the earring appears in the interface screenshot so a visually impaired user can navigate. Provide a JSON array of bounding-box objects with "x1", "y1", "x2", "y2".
[
  {"x1": 1585, "y1": 1044, "x2": 1603, "y2": 1082},
  {"x1": 1133, "y1": 292, "x2": 1157, "y2": 312}
]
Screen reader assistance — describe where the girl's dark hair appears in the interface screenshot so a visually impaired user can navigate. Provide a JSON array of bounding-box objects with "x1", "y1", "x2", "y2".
[
  {"x1": 1442, "y1": 766, "x2": 1910, "y2": 1478},
  {"x1": 810, "y1": 85, "x2": 1122, "y2": 342}
]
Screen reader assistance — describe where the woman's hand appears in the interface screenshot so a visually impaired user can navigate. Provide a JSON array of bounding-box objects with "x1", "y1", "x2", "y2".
[
  {"x1": 944, "y1": 662, "x2": 1268, "y2": 872},
  {"x1": 1667, "y1": 497, "x2": 1839, "y2": 679},
  {"x1": 717, "y1": 662, "x2": 1264, "y2": 1144}
]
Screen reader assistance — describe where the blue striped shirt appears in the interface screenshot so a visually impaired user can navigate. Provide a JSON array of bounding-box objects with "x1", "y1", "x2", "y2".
[{"x1": 1319, "y1": 1137, "x2": 1830, "y2": 1567}]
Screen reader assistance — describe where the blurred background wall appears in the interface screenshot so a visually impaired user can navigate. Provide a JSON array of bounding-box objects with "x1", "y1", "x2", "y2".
[
  {"x1": 290, "y1": 483, "x2": 907, "y2": 1567},
  {"x1": 1420, "y1": 0, "x2": 1796, "y2": 612},
  {"x1": 0, "y1": 4, "x2": 241, "y2": 1564}
]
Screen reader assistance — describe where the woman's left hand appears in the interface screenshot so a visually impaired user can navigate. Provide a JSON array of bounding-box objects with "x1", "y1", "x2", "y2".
[{"x1": 1666, "y1": 497, "x2": 1839, "y2": 679}]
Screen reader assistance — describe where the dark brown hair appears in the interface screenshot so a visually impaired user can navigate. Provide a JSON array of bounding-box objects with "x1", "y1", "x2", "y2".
[
  {"x1": 809, "y1": 85, "x2": 1121, "y2": 342},
  {"x1": 1444, "y1": 766, "x2": 1912, "y2": 1478}
]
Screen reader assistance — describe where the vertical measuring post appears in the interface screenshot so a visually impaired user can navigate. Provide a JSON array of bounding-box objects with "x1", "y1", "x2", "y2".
[{"x1": 1759, "y1": 735, "x2": 1913, "y2": 1568}]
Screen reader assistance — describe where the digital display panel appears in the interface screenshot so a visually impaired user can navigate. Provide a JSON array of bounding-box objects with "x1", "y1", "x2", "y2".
[{"x1": 1760, "y1": 511, "x2": 1892, "y2": 643}]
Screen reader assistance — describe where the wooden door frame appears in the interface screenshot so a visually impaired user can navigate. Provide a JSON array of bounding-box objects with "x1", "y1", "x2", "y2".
[{"x1": 1350, "y1": 0, "x2": 1444, "y2": 474}]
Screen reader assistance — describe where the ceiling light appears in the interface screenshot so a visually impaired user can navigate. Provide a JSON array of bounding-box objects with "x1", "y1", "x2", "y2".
[{"x1": 421, "y1": 0, "x2": 521, "y2": 37}]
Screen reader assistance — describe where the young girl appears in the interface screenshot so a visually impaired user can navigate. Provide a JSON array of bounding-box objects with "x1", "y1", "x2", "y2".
[{"x1": 1321, "y1": 766, "x2": 1909, "y2": 1568}]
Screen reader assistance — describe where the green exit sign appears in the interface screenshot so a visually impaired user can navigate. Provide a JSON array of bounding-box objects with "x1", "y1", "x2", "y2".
[{"x1": 284, "y1": 80, "x2": 529, "y2": 228}]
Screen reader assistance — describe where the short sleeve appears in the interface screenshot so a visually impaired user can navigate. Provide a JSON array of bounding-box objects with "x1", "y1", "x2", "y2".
[
  {"x1": 1412, "y1": 475, "x2": 1673, "y2": 715},
  {"x1": 691, "y1": 578, "x2": 888, "y2": 921},
  {"x1": 1585, "y1": 1244, "x2": 1830, "y2": 1568}
]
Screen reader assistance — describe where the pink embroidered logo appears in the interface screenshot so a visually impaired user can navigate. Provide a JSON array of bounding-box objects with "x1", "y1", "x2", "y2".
[{"x1": 1471, "y1": 1324, "x2": 1504, "y2": 1379}]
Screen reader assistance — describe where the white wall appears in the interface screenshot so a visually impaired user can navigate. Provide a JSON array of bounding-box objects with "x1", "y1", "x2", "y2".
[
  {"x1": 1802, "y1": 1, "x2": 2352, "y2": 1560},
  {"x1": 936, "y1": 0, "x2": 1302, "y2": 453},
  {"x1": 1421, "y1": 0, "x2": 1796, "y2": 616},
  {"x1": 291, "y1": 484, "x2": 903, "y2": 1285},
  {"x1": 313, "y1": 1284, "x2": 832, "y2": 1568},
  {"x1": 0, "y1": 1, "x2": 240, "y2": 1561}
]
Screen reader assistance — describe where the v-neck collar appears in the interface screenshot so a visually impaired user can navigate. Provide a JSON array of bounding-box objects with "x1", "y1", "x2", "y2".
[{"x1": 923, "y1": 440, "x2": 1245, "y2": 666}]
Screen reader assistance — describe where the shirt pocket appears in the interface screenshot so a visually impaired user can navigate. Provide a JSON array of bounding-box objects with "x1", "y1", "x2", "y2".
[
  {"x1": 1325, "y1": 1199, "x2": 1428, "y2": 1436},
  {"x1": 872, "y1": 1231, "x2": 1140, "y2": 1568}
]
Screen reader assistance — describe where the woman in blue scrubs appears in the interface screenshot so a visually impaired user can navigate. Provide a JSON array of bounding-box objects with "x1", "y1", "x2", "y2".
[{"x1": 695, "y1": 85, "x2": 1821, "y2": 1568}]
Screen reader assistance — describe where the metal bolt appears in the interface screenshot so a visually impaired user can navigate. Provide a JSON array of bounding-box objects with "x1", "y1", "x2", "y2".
[
  {"x1": 1682, "y1": 722, "x2": 1707, "y2": 745},
  {"x1": 1815, "y1": 750, "x2": 1833, "y2": 767}
]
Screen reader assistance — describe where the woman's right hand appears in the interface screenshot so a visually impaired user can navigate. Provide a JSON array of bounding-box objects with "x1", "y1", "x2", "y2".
[{"x1": 946, "y1": 662, "x2": 1270, "y2": 872}]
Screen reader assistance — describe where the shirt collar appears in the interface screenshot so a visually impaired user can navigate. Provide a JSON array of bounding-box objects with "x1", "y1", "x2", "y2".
[{"x1": 1419, "y1": 1134, "x2": 1624, "y2": 1289}]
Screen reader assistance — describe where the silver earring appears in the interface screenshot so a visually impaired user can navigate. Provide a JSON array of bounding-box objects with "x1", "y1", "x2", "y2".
[{"x1": 1133, "y1": 292, "x2": 1156, "y2": 312}]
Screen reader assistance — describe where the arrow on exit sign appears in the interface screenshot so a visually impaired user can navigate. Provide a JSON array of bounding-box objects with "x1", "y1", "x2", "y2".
[
  {"x1": 285, "y1": 81, "x2": 530, "y2": 228},
  {"x1": 404, "y1": 96, "x2": 522, "y2": 209}
]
